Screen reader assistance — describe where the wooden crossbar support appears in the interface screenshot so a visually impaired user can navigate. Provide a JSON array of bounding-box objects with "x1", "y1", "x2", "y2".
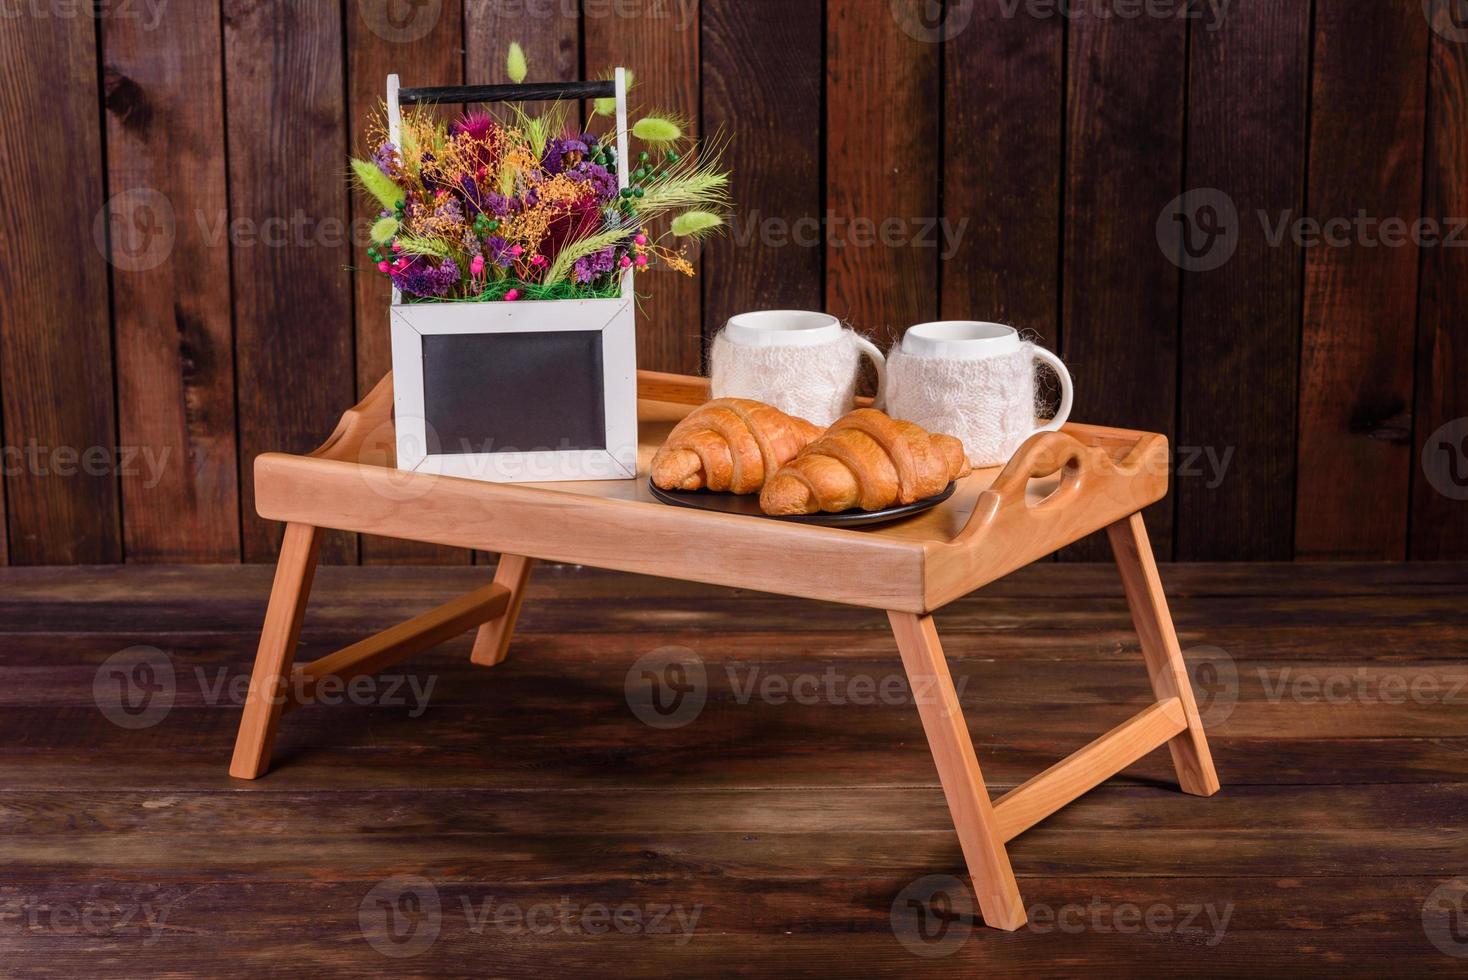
[
  {"x1": 287, "y1": 582, "x2": 511, "y2": 711},
  {"x1": 992, "y1": 698, "x2": 1187, "y2": 842}
]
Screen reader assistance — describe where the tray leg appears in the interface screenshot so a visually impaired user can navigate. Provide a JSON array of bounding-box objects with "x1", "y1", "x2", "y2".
[
  {"x1": 889, "y1": 611, "x2": 1027, "y2": 931},
  {"x1": 229, "y1": 523, "x2": 323, "y2": 780},
  {"x1": 470, "y1": 555, "x2": 534, "y2": 667},
  {"x1": 1106, "y1": 512, "x2": 1221, "y2": 797}
]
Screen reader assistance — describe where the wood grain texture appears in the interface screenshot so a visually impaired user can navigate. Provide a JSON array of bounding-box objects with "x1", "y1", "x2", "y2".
[
  {"x1": 701, "y1": 0, "x2": 824, "y2": 333},
  {"x1": 826, "y1": 0, "x2": 941, "y2": 346},
  {"x1": 347, "y1": 0, "x2": 470, "y2": 565},
  {"x1": 1412, "y1": 17, "x2": 1468, "y2": 558},
  {"x1": 464, "y1": 0, "x2": 580, "y2": 84},
  {"x1": 583, "y1": 0, "x2": 702, "y2": 374},
  {"x1": 103, "y1": 1, "x2": 240, "y2": 563},
  {"x1": 1175, "y1": 0, "x2": 1309, "y2": 561},
  {"x1": 940, "y1": 2, "x2": 1062, "y2": 337},
  {"x1": 0, "y1": 13, "x2": 120, "y2": 564},
  {"x1": 1295, "y1": 0, "x2": 1428, "y2": 559},
  {"x1": 224, "y1": 0, "x2": 357, "y2": 564},
  {"x1": 1060, "y1": 11, "x2": 1187, "y2": 560},
  {"x1": 3, "y1": 560, "x2": 1463, "y2": 971}
]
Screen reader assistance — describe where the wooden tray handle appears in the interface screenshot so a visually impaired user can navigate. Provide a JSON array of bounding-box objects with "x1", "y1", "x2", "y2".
[{"x1": 984, "y1": 430, "x2": 1094, "y2": 507}]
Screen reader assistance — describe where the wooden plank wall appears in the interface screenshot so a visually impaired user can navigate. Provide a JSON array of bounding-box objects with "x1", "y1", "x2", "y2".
[{"x1": 0, "y1": 0, "x2": 1461, "y2": 565}]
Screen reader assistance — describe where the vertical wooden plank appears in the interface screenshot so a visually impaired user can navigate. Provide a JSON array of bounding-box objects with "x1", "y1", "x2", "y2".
[
  {"x1": 225, "y1": 0, "x2": 356, "y2": 564},
  {"x1": 1296, "y1": 0, "x2": 1427, "y2": 559},
  {"x1": 1175, "y1": 0, "x2": 1309, "y2": 560},
  {"x1": 349, "y1": 0, "x2": 471, "y2": 565},
  {"x1": 1412, "y1": 8, "x2": 1468, "y2": 559},
  {"x1": 103, "y1": 1, "x2": 241, "y2": 562},
  {"x1": 584, "y1": 0, "x2": 702, "y2": 374},
  {"x1": 1061, "y1": 11, "x2": 1187, "y2": 560},
  {"x1": 827, "y1": 0, "x2": 941, "y2": 345},
  {"x1": 941, "y1": 3, "x2": 1062, "y2": 339},
  {"x1": 464, "y1": 0, "x2": 580, "y2": 83},
  {"x1": 0, "y1": 12, "x2": 120, "y2": 564},
  {"x1": 701, "y1": 0, "x2": 823, "y2": 332}
]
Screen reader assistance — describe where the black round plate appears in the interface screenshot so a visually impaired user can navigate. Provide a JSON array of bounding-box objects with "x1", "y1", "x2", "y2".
[{"x1": 647, "y1": 479, "x2": 957, "y2": 528}]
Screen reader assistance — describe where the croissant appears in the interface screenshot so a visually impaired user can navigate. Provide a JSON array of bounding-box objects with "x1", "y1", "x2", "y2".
[
  {"x1": 651, "y1": 398, "x2": 823, "y2": 493},
  {"x1": 759, "y1": 409, "x2": 972, "y2": 515}
]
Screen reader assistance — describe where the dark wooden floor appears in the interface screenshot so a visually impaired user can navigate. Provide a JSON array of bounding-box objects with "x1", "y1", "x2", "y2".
[{"x1": 1, "y1": 560, "x2": 1466, "y2": 976}]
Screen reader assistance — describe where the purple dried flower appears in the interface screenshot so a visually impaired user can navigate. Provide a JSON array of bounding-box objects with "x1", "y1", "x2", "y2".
[
  {"x1": 543, "y1": 137, "x2": 589, "y2": 175},
  {"x1": 573, "y1": 246, "x2": 618, "y2": 284},
  {"x1": 392, "y1": 257, "x2": 460, "y2": 298},
  {"x1": 372, "y1": 141, "x2": 398, "y2": 175},
  {"x1": 567, "y1": 161, "x2": 618, "y2": 203},
  {"x1": 484, "y1": 236, "x2": 517, "y2": 269}
]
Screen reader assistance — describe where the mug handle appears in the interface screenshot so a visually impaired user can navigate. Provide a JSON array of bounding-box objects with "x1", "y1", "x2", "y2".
[
  {"x1": 1032, "y1": 348, "x2": 1074, "y2": 433},
  {"x1": 852, "y1": 334, "x2": 887, "y2": 410}
]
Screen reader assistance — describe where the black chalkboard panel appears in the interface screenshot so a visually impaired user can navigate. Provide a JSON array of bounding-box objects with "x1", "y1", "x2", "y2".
[{"x1": 421, "y1": 331, "x2": 607, "y2": 455}]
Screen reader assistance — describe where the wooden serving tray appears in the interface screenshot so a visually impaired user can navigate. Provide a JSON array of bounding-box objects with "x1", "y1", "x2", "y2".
[
  {"x1": 256, "y1": 370, "x2": 1170, "y2": 614},
  {"x1": 237, "y1": 369, "x2": 1217, "y2": 935}
]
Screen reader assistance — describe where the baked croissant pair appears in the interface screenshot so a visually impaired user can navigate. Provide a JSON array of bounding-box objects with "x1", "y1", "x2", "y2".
[{"x1": 651, "y1": 398, "x2": 971, "y2": 516}]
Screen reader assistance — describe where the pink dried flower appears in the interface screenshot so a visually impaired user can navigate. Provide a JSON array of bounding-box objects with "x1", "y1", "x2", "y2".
[
  {"x1": 470, "y1": 255, "x2": 485, "y2": 277},
  {"x1": 504, "y1": 289, "x2": 521, "y2": 302}
]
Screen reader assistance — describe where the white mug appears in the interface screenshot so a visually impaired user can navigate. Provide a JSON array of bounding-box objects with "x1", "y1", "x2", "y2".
[
  {"x1": 886, "y1": 321, "x2": 1074, "y2": 466},
  {"x1": 709, "y1": 310, "x2": 886, "y2": 427}
]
